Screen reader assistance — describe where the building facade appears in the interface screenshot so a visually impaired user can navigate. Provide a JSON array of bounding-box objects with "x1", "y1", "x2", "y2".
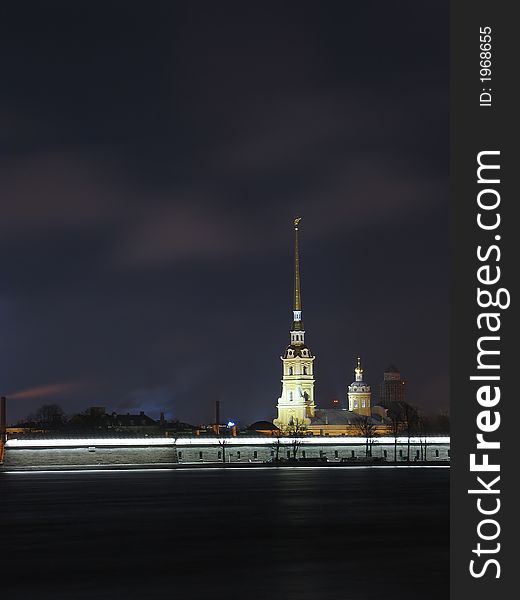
[
  {"x1": 378, "y1": 365, "x2": 405, "y2": 407},
  {"x1": 274, "y1": 218, "x2": 316, "y2": 431}
]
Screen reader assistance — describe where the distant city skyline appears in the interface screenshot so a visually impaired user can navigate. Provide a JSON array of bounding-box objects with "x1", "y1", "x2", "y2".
[{"x1": 0, "y1": 1, "x2": 449, "y2": 425}]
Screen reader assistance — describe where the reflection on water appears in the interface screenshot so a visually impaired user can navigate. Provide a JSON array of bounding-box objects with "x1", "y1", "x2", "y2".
[{"x1": 2, "y1": 468, "x2": 449, "y2": 600}]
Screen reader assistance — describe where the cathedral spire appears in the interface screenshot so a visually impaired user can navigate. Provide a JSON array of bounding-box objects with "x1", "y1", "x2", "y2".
[
  {"x1": 292, "y1": 217, "x2": 303, "y2": 331},
  {"x1": 274, "y1": 217, "x2": 316, "y2": 431}
]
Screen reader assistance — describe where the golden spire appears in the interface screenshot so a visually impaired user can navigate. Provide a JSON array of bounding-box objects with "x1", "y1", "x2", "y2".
[
  {"x1": 291, "y1": 217, "x2": 304, "y2": 332},
  {"x1": 294, "y1": 217, "x2": 302, "y2": 313}
]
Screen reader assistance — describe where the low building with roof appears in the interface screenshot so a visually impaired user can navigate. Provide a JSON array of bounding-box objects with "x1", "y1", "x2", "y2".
[
  {"x1": 307, "y1": 407, "x2": 390, "y2": 436},
  {"x1": 247, "y1": 420, "x2": 281, "y2": 436}
]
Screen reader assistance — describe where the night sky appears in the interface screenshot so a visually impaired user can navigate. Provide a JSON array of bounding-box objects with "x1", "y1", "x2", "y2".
[{"x1": 0, "y1": 1, "x2": 448, "y2": 426}]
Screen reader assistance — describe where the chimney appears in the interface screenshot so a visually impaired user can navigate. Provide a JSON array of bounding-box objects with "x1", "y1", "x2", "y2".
[
  {"x1": 160, "y1": 412, "x2": 165, "y2": 424},
  {"x1": 215, "y1": 400, "x2": 220, "y2": 426},
  {"x1": 1, "y1": 396, "x2": 6, "y2": 443}
]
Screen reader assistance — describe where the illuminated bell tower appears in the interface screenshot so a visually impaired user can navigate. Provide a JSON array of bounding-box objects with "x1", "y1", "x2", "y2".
[
  {"x1": 347, "y1": 357, "x2": 371, "y2": 416},
  {"x1": 274, "y1": 218, "x2": 316, "y2": 432}
]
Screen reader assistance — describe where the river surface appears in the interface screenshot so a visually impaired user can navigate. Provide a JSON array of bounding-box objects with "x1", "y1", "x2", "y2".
[{"x1": 1, "y1": 466, "x2": 449, "y2": 600}]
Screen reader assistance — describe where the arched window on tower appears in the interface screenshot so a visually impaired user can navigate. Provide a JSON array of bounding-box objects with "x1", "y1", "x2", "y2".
[
  {"x1": 289, "y1": 366, "x2": 293, "y2": 375},
  {"x1": 289, "y1": 391, "x2": 293, "y2": 401},
  {"x1": 303, "y1": 365, "x2": 307, "y2": 375}
]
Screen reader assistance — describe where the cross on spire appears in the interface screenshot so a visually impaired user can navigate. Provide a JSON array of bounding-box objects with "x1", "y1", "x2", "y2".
[{"x1": 355, "y1": 356, "x2": 364, "y2": 381}]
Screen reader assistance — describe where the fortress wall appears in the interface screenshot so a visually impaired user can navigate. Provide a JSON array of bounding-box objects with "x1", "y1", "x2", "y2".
[
  {"x1": 4, "y1": 446, "x2": 177, "y2": 468},
  {"x1": 176, "y1": 442, "x2": 450, "y2": 463},
  {"x1": 3, "y1": 439, "x2": 449, "y2": 468}
]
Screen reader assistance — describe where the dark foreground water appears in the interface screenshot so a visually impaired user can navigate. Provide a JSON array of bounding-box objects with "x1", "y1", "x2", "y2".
[{"x1": 1, "y1": 467, "x2": 449, "y2": 600}]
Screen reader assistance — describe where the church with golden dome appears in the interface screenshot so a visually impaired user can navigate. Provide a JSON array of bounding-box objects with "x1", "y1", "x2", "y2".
[{"x1": 273, "y1": 218, "x2": 390, "y2": 436}]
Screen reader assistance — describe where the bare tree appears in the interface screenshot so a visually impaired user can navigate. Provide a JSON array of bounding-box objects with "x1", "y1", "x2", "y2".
[
  {"x1": 386, "y1": 401, "x2": 419, "y2": 462},
  {"x1": 68, "y1": 408, "x2": 106, "y2": 432},
  {"x1": 271, "y1": 429, "x2": 284, "y2": 462},
  {"x1": 417, "y1": 416, "x2": 427, "y2": 462},
  {"x1": 290, "y1": 419, "x2": 305, "y2": 460},
  {"x1": 354, "y1": 415, "x2": 378, "y2": 459},
  {"x1": 34, "y1": 404, "x2": 66, "y2": 429},
  {"x1": 218, "y1": 438, "x2": 228, "y2": 464},
  {"x1": 172, "y1": 433, "x2": 180, "y2": 464},
  {"x1": 387, "y1": 402, "x2": 405, "y2": 462},
  {"x1": 401, "y1": 402, "x2": 419, "y2": 462}
]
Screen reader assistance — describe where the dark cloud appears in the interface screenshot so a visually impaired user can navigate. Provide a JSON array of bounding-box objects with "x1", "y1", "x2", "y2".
[{"x1": 0, "y1": 1, "x2": 448, "y2": 424}]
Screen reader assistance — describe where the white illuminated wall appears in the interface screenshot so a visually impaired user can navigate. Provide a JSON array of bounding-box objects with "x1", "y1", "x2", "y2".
[{"x1": 3, "y1": 436, "x2": 450, "y2": 469}]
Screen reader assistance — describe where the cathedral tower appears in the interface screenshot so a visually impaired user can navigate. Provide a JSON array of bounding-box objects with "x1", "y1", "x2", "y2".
[
  {"x1": 347, "y1": 357, "x2": 371, "y2": 416},
  {"x1": 274, "y1": 218, "x2": 316, "y2": 432}
]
